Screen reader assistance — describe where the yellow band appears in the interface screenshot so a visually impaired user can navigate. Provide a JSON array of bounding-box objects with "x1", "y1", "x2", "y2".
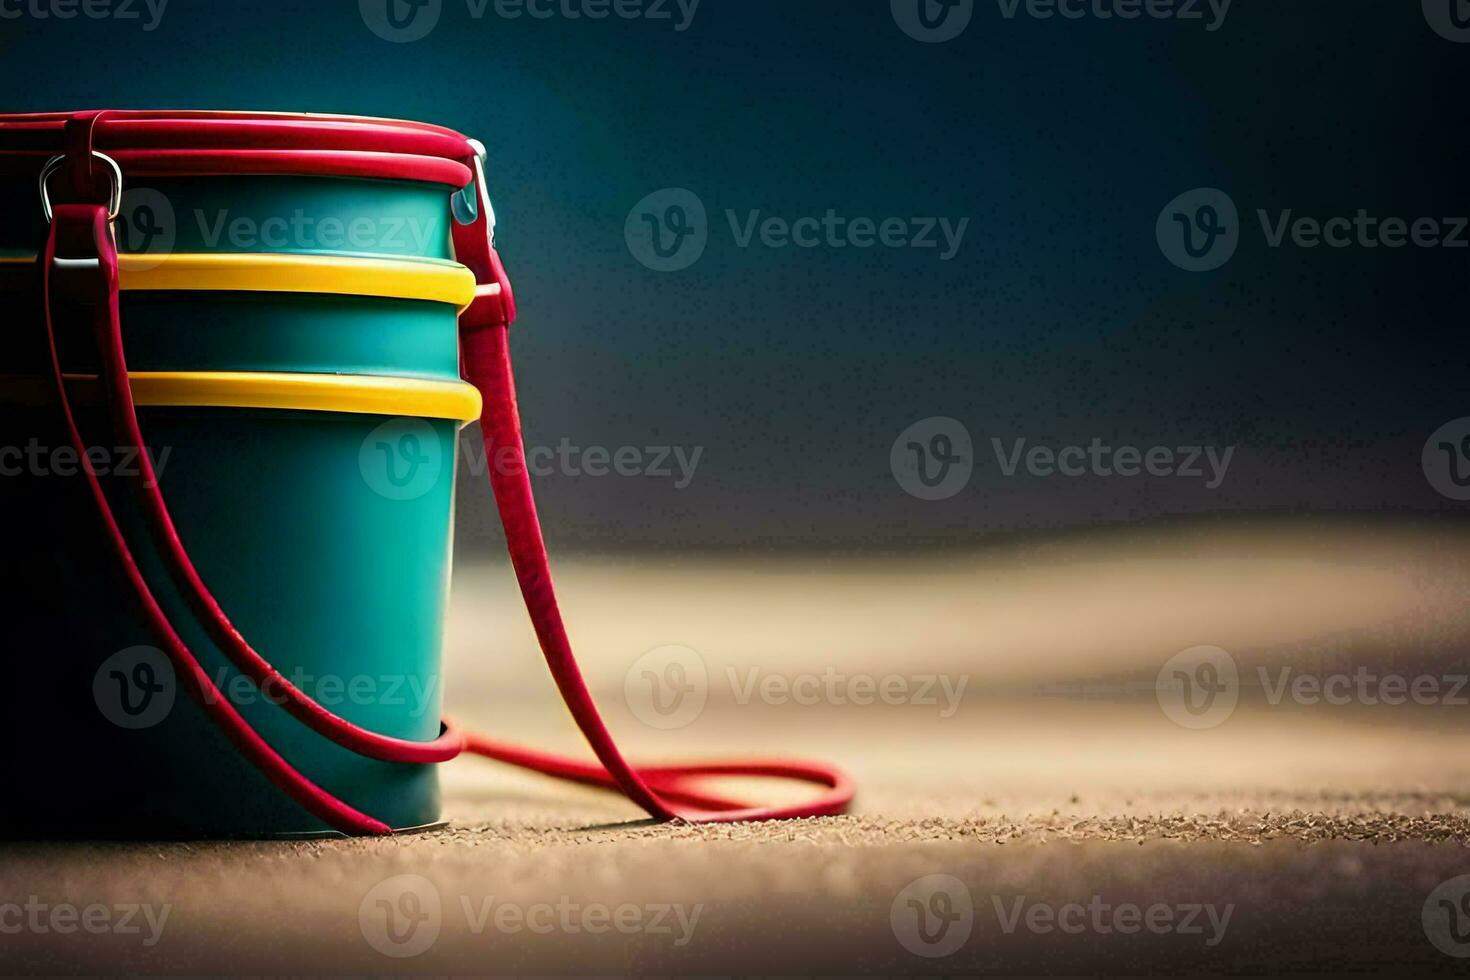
[
  {"x1": 130, "y1": 371, "x2": 482, "y2": 421},
  {"x1": 1, "y1": 371, "x2": 482, "y2": 422},
  {"x1": 0, "y1": 253, "x2": 476, "y2": 310}
]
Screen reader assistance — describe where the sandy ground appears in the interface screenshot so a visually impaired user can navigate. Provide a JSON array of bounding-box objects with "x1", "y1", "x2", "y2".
[{"x1": 4, "y1": 518, "x2": 1470, "y2": 974}]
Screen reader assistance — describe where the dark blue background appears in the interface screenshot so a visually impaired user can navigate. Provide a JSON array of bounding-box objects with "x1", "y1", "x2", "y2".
[{"x1": 3, "y1": 0, "x2": 1465, "y2": 551}]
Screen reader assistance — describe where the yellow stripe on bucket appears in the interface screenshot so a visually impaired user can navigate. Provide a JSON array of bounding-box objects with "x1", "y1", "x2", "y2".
[
  {"x1": 130, "y1": 371, "x2": 482, "y2": 421},
  {"x1": 0, "y1": 253, "x2": 476, "y2": 310},
  {"x1": 0, "y1": 371, "x2": 483, "y2": 422}
]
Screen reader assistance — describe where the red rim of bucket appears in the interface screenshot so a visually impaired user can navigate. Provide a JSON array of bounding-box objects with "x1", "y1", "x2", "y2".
[{"x1": 0, "y1": 111, "x2": 476, "y2": 187}]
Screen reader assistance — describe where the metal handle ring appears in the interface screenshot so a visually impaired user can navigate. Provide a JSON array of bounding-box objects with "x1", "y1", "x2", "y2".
[
  {"x1": 464, "y1": 138, "x2": 497, "y2": 247},
  {"x1": 39, "y1": 150, "x2": 123, "y2": 223}
]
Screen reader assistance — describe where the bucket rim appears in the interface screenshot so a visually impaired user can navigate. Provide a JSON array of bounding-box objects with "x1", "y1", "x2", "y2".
[{"x1": 0, "y1": 111, "x2": 478, "y2": 187}]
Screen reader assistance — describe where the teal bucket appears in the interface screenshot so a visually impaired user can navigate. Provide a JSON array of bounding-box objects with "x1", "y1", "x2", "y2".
[{"x1": 0, "y1": 117, "x2": 487, "y2": 838}]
